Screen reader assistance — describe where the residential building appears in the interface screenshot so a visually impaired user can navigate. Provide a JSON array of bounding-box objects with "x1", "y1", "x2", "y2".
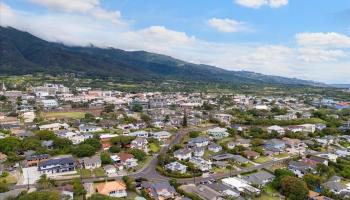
[
  {"x1": 174, "y1": 149, "x2": 192, "y2": 160},
  {"x1": 38, "y1": 156, "x2": 76, "y2": 176},
  {"x1": 79, "y1": 155, "x2": 101, "y2": 169},
  {"x1": 165, "y1": 161, "x2": 187, "y2": 174},
  {"x1": 207, "y1": 127, "x2": 229, "y2": 139},
  {"x1": 96, "y1": 181, "x2": 127, "y2": 198}
]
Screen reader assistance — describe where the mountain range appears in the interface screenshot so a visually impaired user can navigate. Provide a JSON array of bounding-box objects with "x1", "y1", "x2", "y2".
[{"x1": 0, "y1": 26, "x2": 326, "y2": 87}]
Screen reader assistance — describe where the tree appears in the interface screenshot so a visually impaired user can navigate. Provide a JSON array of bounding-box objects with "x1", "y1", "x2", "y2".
[
  {"x1": 73, "y1": 178, "x2": 86, "y2": 198},
  {"x1": 131, "y1": 104, "x2": 143, "y2": 112},
  {"x1": 37, "y1": 174, "x2": 56, "y2": 190},
  {"x1": 189, "y1": 131, "x2": 200, "y2": 138},
  {"x1": 100, "y1": 151, "x2": 112, "y2": 164},
  {"x1": 303, "y1": 174, "x2": 322, "y2": 190},
  {"x1": 87, "y1": 194, "x2": 120, "y2": 200},
  {"x1": 0, "y1": 137, "x2": 21, "y2": 154},
  {"x1": 18, "y1": 191, "x2": 61, "y2": 200},
  {"x1": 36, "y1": 130, "x2": 56, "y2": 140},
  {"x1": 53, "y1": 137, "x2": 72, "y2": 149},
  {"x1": 280, "y1": 176, "x2": 308, "y2": 200},
  {"x1": 122, "y1": 176, "x2": 135, "y2": 190},
  {"x1": 82, "y1": 137, "x2": 102, "y2": 150},
  {"x1": 22, "y1": 138, "x2": 41, "y2": 151},
  {"x1": 140, "y1": 113, "x2": 151, "y2": 123},
  {"x1": 182, "y1": 112, "x2": 187, "y2": 127},
  {"x1": 74, "y1": 144, "x2": 96, "y2": 157},
  {"x1": 103, "y1": 104, "x2": 115, "y2": 113},
  {"x1": 109, "y1": 145, "x2": 121, "y2": 153},
  {"x1": 127, "y1": 149, "x2": 147, "y2": 161},
  {"x1": 0, "y1": 180, "x2": 9, "y2": 193}
]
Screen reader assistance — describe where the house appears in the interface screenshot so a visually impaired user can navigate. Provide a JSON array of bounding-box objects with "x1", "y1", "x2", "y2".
[
  {"x1": 96, "y1": 181, "x2": 127, "y2": 198},
  {"x1": 274, "y1": 113, "x2": 297, "y2": 121},
  {"x1": 25, "y1": 154, "x2": 50, "y2": 167},
  {"x1": 287, "y1": 125, "x2": 304, "y2": 133},
  {"x1": 212, "y1": 153, "x2": 236, "y2": 162},
  {"x1": 152, "y1": 131, "x2": 171, "y2": 141},
  {"x1": 128, "y1": 130, "x2": 149, "y2": 138},
  {"x1": 189, "y1": 157, "x2": 212, "y2": 172},
  {"x1": 213, "y1": 114, "x2": 232, "y2": 124},
  {"x1": 207, "y1": 127, "x2": 229, "y2": 139},
  {"x1": 165, "y1": 161, "x2": 187, "y2": 174},
  {"x1": 267, "y1": 125, "x2": 285, "y2": 135},
  {"x1": 242, "y1": 171, "x2": 275, "y2": 187},
  {"x1": 208, "y1": 143, "x2": 222, "y2": 153},
  {"x1": 17, "y1": 130, "x2": 34, "y2": 139},
  {"x1": 79, "y1": 155, "x2": 101, "y2": 169},
  {"x1": 227, "y1": 142, "x2": 236, "y2": 149},
  {"x1": 243, "y1": 150, "x2": 260, "y2": 160},
  {"x1": 116, "y1": 152, "x2": 138, "y2": 168},
  {"x1": 235, "y1": 139, "x2": 251, "y2": 148},
  {"x1": 131, "y1": 137, "x2": 149, "y2": 152},
  {"x1": 38, "y1": 156, "x2": 76, "y2": 176},
  {"x1": 264, "y1": 139, "x2": 286, "y2": 152},
  {"x1": 39, "y1": 123, "x2": 69, "y2": 131},
  {"x1": 174, "y1": 149, "x2": 192, "y2": 160},
  {"x1": 41, "y1": 99, "x2": 59, "y2": 109},
  {"x1": 193, "y1": 147, "x2": 205, "y2": 157},
  {"x1": 288, "y1": 160, "x2": 316, "y2": 178},
  {"x1": 231, "y1": 155, "x2": 250, "y2": 164},
  {"x1": 188, "y1": 136, "x2": 209, "y2": 148},
  {"x1": 308, "y1": 155, "x2": 328, "y2": 166},
  {"x1": 322, "y1": 181, "x2": 349, "y2": 195},
  {"x1": 79, "y1": 124, "x2": 103, "y2": 133},
  {"x1": 300, "y1": 124, "x2": 316, "y2": 133},
  {"x1": 222, "y1": 177, "x2": 261, "y2": 195},
  {"x1": 316, "y1": 123, "x2": 327, "y2": 131},
  {"x1": 104, "y1": 165, "x2": 117, "y2": 176},
  {"x1": 141, "y1": 181, "x2": 177, "y2": 200},
  {"x1": 41, "y1": 140, "x2": 54, "y2": 149}
]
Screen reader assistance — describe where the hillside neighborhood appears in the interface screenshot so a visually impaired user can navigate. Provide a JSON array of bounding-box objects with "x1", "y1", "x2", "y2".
[{"x1": 0, "y1": 82, "x2": 350, "y2": 200}]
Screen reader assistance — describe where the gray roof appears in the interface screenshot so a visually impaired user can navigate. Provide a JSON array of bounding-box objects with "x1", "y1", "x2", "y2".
[
  {"x1": 38, "y1": 156, "x2": 75, "y2": 169},
  {"x1": 188, "y1": 136, "x2": 209, "y2": 144},
  {"x1": 80, "y1": 155, "x2": 101, "y2": 165},
  {"x1": 323, "y1": 181, "x2": 347, "y2": 191},
  {"x1": 242, "y1": 171, "x2": 275, "y2": 185},
  {"x1": 211, "y1": 153, "x2": 235, "y2": 161}
]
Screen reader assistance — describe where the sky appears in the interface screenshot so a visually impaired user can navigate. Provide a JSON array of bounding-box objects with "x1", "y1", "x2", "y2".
[{"x1": 0, "y1": 0, "x2": 350, "y2": 84}]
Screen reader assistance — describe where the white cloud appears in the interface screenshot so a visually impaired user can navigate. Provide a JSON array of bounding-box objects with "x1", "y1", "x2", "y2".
[
  {"x1": 296, "y1": 32, "x2": 350, "y2": 48},
  {"x1": 234, "y1": 0, "x2": 288, "y2": 9},
  {"x1": 1, "y1": 2, "x2": 349, "y2": 84},
  {"x1": 28, "y1": 0, "x2": 99, "y2": 12},
  {"x1": 207, "y1": 18, "x2": 250, "y2": 33},
  {"x1": 28, "y1": 0, "x2": 126, "y2": 25}
]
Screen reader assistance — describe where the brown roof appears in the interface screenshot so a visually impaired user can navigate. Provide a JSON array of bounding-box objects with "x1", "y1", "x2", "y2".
[
  {"x1": 308, "y1": 190, "x2": 320, "y2": 198},
  {"x1": 243, "y1": 150, "x2": 259, "y2": 157},
  {"x1": 117, "y1": 152, "x2": 134, "y2": 162},
  {"x1": 96, "y1": 181, "x2": 126, "y2": 195}
]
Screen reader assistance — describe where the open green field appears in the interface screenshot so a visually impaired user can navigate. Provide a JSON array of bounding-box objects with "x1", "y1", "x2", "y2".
[
  {"x1": 254, "y1": 156, "x2": 272, "y2": 164},
  {"x1": 149, "y1": 143, "x2": 160, "y2": 153},
  {"x1": 273, "y1": 153, "x2": 289, "y2": 159},
  {"x1": 43, "y1": 112, "x2": 86, "y2": 119},
  {"x1": 0, "y1": 174, "x2": 17, "y2": 185}
]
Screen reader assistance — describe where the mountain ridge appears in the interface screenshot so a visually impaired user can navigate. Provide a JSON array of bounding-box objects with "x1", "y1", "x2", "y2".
[{"x1": 0, "y1": 26, "x2": 327, "y2": 87}]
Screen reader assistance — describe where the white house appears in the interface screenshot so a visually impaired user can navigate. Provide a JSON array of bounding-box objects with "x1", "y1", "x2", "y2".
[
  {"x1": 207, "y1": 127, "x2": 229, "y2": 139},
  {"x1": 41, "y1": 99, "x2": 59, "y2": 109},
  {"x1": 267, "y1": 125, "x2": 285, "y2": 135},
  {"x1": 152, "y1": 131, "x2": 171, "y2": 141},
  {"x1": 189, "y1": 157, "x2": 212, "y2": 172},
  {"x1": 165, "y1": 161, "x2": 187, "y2": 174},
  {"x1": 39, "y1": 123, "x2": 69, "y2": 131},
  {"x1": 174, "y1": 149, "x2": 192, "y2": 160}
]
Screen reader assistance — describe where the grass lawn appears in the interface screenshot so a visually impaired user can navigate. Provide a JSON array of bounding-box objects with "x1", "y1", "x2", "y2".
[
  {"x1": 254, "y1": 156, "x2": 272, "y2": 164},
  {"x1": 43, "y1": 112, "x2": 86, "y2": 119},
  {"x1": 149, "y1": 143, "x2": 160, "y2": 153},
  {"x1": 78, "y1": 169, "x2": 92, "y2": 178},
  {"x1": 241, "y1": 162, "x2": 255, "y2": 168},
  {"x1": 273, "y1": 153, "x2": 289, "y2": 159},
  {"x1": 255, "y1": 184, "x2": 282, "y2": 200},
  {"x1": 0, "y1": 175, "x2": 17, "y2": 185},
  {"x1": 93, "y1": 168, "x2": 106, "y2": 177}
]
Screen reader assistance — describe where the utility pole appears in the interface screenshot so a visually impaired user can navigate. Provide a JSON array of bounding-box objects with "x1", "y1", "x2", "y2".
[{"x1": 27, "y1": 172, "x2": 30, "y2": 190}]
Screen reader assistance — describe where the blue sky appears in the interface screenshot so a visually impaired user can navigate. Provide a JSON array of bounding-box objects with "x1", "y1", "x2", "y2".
[{"x1": 1, "y1": 0, "x2": 350, "y2": 83}]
